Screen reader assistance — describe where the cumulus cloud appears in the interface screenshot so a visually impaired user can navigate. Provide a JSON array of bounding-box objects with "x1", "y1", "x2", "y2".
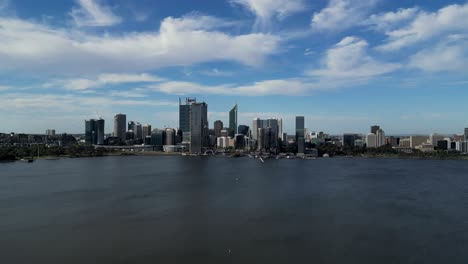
[
  {"x1": 311, "y1": 0, "x2": 378, "y2": 31},
  {"x1": 70, "y1": 0, "x2": 122, "y2": 27},
  {"x1": 307, "y1": 36, "x2": 400, "y2": 79},
  {"x1": 0, "y1": 15, "x2": 281, "y2": 74},
  {"x1": 364, "y1": 7, "x2": 419, "y2": 31},
  {"x1": 376, "y1": 3, "x2": 468, "y2": 51},
  {"x1": 43, "y1": 73, "x2": 163, "y2": 90},
  {"x1": 408, "y1": 36, "x2": 468, "y2": 72},
  {"x1": 230, "y1": 0, "x2": 306, "y2": 31}
]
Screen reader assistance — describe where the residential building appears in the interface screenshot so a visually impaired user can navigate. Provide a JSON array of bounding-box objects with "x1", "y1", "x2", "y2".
[{"x1": 366, "y1": 133, "x2": 377, "y2": 148}]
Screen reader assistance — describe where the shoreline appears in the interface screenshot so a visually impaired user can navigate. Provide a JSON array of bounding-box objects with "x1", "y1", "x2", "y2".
[{"x1": 3, "y1": 152, "x2": 468, "y2": 162}]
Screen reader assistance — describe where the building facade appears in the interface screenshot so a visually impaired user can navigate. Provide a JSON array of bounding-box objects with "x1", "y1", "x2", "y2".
[
  {"x1": 179, "y1": 97, "x2": 196, "y2": 133},
  {"x1": 229, "y1": 104, "x2": 238, "y2": 137},
  {"x1": 113, "y1": 114, "x2": 126, "y2": 142},
  {"x1": 85, "y1": 118, "x2": 105, "y2": 145},
  {"x1": 189, "y1": 102, "x2": 208, "y2": 154}
]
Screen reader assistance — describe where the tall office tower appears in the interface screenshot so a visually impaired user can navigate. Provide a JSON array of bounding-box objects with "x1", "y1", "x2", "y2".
[
  {"x1": 142, "y1": 124, "x2": 152, "y2": 137},
  {"x1": 366, "y1": 133, "x2": 377, "y2": 148},
  {"x1": 45, "y1": 129, "x2": 56, "y2": 136},
  {"x1": 252, "y1": 118, "x2": 262, "y2": 141},
  {"x1": 296, "y1": 116, "x2": 305, "y2": 142},
  {"x1": 229, "y1": 104, "x2": 238, "y2": 137},
  {"x1": 266, "y1": 118, "x2": 279, "y2": 148},
  {"x1": 114, "y1": 114, "x2": 126, "y2": 142},
  {"x1": 179, "y1": 97, "x2": 197, "y2": 133},
  {"x1": 371, "y1": 125, "x2": 380, "y2": 134},
  {"x1": 376, "y1": 129, "x2": 386, "y2": 147},
  {"x1": 135, "y1": 123, "x2": 143, "y2": 141},
  {"x1": 464, "y1": 128, "x2": 468, "y2": 141},
  {"x1": 165, "y1": 128, "x2": 176, "y2": 145},
  {"x1": 95, "y1": 119, "x2": 105, "y2": 145},
  {"x1": 343, "y1": 134, "x2": 356, "y2": 147},
  {"x1": 278, "y1": 118, "x2": 283, "y2": 140},
  {"x1": 214, "y1": 120, "x2": 223, "y2": 138},
  {"x1": 189, "y1": 102, "x2": 208, "y2": 154},
  {"x1": 257, "y1": 127, "x2": 272, "y2": 151},
  {"x1": 85, "y1": 119, "x2": 105, "y2": 145},
  {"x1": 128, "y1": 121, "x2": 136, "y2": 132},
  {"x1": 238, "y1": 125, "x2": 250, "y2": 136}
]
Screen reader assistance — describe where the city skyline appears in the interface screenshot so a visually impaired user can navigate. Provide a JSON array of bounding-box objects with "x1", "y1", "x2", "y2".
[{"x1": 1, "y1": 0, "x2": 468, "y2": 134}]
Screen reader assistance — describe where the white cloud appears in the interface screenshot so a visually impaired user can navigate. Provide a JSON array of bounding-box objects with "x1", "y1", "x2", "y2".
[
  {"x1": 110, "y1": 90, "x2": 147, "y2": 98},
  {"x1": 151, "y1": 78, "x2": 310, "y2": 96},
  {"x1": 311, "y1": 0, "x2": 378, "y2": 31},
  {"x1": 43, "y1": 73, "x2": 162, "y2": 90},
  {"x1": 0, "y1": 15, "x2": 281, "y2": 74},
  {"x1": 408, "y1": 37, "x2": 468, "y2": 72},
  {"x1": 307, "y1": 36, "x2": 400, "y2": 79},
  {"x1": 364, "y1": 7, "x2": 419, "y2": 31},
  {"x1": 377, "y1": 3, "x2": 468, "y2": 51},
  {"x1": 230, "y1": 0, "x2": 306, "y2": 31},
  {"x1": 70, "y1": 0, "x2": 122, "y2": 27},
  {"x1": 0, "y1": 85, "x2": 10, "y2": 91}
]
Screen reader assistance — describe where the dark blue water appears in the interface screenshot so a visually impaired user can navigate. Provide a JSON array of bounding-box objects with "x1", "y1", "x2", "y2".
[{"x1": 1, "y1": 156, "x2": 468, "y2": 263}]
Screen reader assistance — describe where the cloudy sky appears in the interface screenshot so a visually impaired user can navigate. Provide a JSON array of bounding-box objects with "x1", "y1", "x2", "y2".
[{"x1": 0, "y1": 0, "x2": 467, "y2": 135}]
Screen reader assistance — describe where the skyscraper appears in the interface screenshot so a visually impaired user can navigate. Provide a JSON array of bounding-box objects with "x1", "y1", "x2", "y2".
[
  {"x1": 135, "y1": 123, "x2": 143, "y2": 141},
  {"x1": 252, "y1": 118, "x2": 262, "y2": 141},
  {"x1": 278, "y1": 118, "x2": 283, "y2": 140},
  {"x1": 295, "y1": 116, "x2": 305, "y2": 141},
  {"x1": 238, "y1": 125, "x2": 249, "y2": 136},
  {"x1": 343, "y1": 134, "x2": 356, "y2": 148},
  {"x1": 229, "y1": 104, "x2": 238, "y2": 137},
  {"x1": 179, "y1": 97, "x2": 196, "y2": 133},
  {"x1": 371, "y1": 125, "x2": 380, "y2": 134},
  {"x1": 142, "y1": 124, "x2": 152, "y2": 138},
  {"x1": 114, "y1": 114, "x2": 126, "y2": 142},
  {"x1": 189, "y1": 102, "x2": 208, "y2": 154},
  {"x1": 376, "y1": 129, "x2": 386, "y2": 147},
  {"x1": 128, "y1": 121, "x2": 136, "y2": 132},
  {"x1": 464, "y1": 128, "x2": 468, "y2": 141},
  {"x1": 85, "y1": 118, "x2": 105, "y2": 145},
  {"x1": 214, "y1": 120, "x2": 223, "y2": 138}
]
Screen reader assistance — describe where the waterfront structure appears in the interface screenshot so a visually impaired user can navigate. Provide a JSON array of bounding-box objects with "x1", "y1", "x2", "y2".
[
  {"x1": 214, "y1": 120, "x2": 223, "y2": 138},
  {"x1": 366, "y1": 133, "x2": 377, "y2": 148},
  {"x1": 142, "y1": 124, "x2": 152, "y2": 137},
  {"x1": 371, "y1": 125, "x2": 380, "y2": 134},
  {"x1": 229, "y1": 104, "x2": 238, "y2": 137},
  {"x1": 179, "y1": 97, "x2": 196, "y2": 133},
  {"x1": 46, "y1": 129, "x2": 56, "y2": 136},
  {"x1": 189, "y1": 102, "x2": 208, "y2": 154},
  {"x1": 114, "y1": 114, "x2": 126, "y2": 142},
  {"x1": 376, "y1": 129, "x2": 386, "y2": 147},
  {"x1": 85, "y1": 118, "x2": 105, "y2": 145}
]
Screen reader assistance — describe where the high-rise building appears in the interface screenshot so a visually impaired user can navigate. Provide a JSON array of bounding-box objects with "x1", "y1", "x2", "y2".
[
  {"x1": 429, "y1": 133, "x2": 444, "y2": 146},
  {"x1": 343, "y1": 134, "x2": 356, "y2": 148},
  {"x1": 85, "y1": 118, "x2": 105, "y2": 145},
  {"x1": 238, "y1": 125, "x2": 249, "y2": 136},
  {"x1": 366, "y1": 133, "x2": 377, "y2": 148},
  {"x1": 229, "y1": 104, "x2": 238, "y2": 137},
  {"x1": 165, "y1": 128, "x2": 176, "y2": 145},
  {"x1": 179, "y1": 97, "x2": 196, "y2": 133},
  {"x1": 142, "y1": 124, "x2": 152, "y2": 138},
  {"x1": 46, "y1": 129, "x2": 56, "y2": 136},
  {"x1": 278, "y1": 118, "x2": 283, "y2": 139},
  {"x1": 135, "y1": 123, "x2": 143, "y2": 141},
  {"x1": 128, "y1": 121, "x2": 136, "y2": 132},
  {"x1": 151, "y1": 129, "x2": 165, "y2": 150},
  {"x1": 189, "y1": 102, "x2": 208, "y2": 154},
  {"x1": 296, "y1": 116, "x2": 305, "y2": 142},
  {"x1": 376, "y1": 129, "x2": 386, "y2": 147},
  {"x1": 252, "y1": 118, "x2": 262, "y2": 141},
  {"x1": 114, "y1": 114, "x2": 126, "y2": 142},
  {"x1": 214, "y1": 120, "x2": 223, "y2": 138},
  {"x1": 371, "y1": 125, "x2": 380, "y2": 134},
  {"x1": 464, "y1": 128, "x2": 468, "y2": 141}
]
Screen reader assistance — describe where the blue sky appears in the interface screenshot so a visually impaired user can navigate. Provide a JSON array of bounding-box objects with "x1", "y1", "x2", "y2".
[{"x1": 0, "y1": 0, "x2": 467, "y2": 135}]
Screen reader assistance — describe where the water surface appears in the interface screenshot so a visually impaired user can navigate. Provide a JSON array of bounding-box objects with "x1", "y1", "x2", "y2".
[{"x1": 1, "y1": 156, "x2": 468, "y2": 263}]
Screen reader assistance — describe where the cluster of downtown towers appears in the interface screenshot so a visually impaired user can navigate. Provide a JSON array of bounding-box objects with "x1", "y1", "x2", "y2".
[{"x1": 85, "y1": 97, "x2": 306, "y2": 154}]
